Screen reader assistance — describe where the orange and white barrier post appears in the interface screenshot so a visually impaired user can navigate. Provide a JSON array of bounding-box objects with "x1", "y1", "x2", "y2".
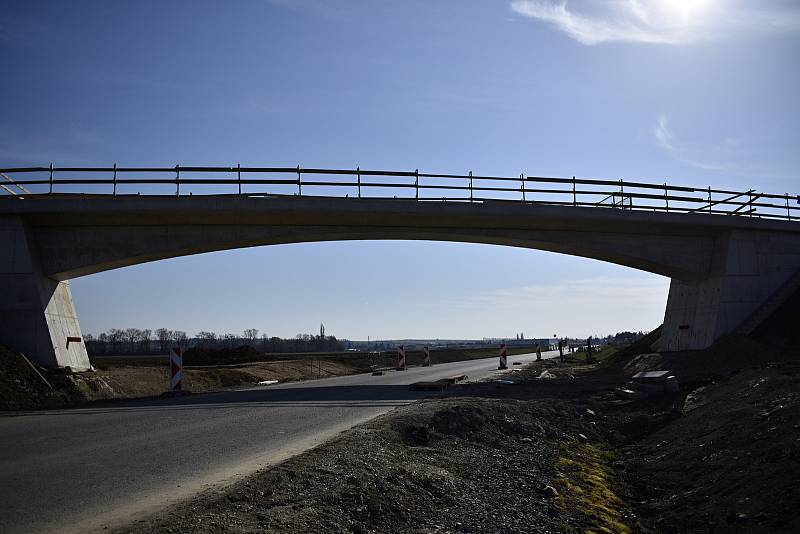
[
  {"x1": 423, "y1": 345, "x2": 431, "y2": 367},
  {"x1": 498, "y1": 343, "x2": 508, "y2": 370},
  {"x1": 170, "y1": 347, "x2": 183, "y2": 391},
  {"x1": 396, "y1": 345, "x2": 406, "y2": 371}
]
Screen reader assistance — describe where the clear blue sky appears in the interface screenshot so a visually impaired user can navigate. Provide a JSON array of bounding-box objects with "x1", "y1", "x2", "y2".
[{"x1": 2, "y1": 1, "x2": 798, "y2": 340}]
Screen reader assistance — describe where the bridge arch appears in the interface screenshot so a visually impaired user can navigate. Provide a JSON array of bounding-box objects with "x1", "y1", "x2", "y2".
[{"x1": 3, "y1": 196, "x2": 800, "y2": 369}]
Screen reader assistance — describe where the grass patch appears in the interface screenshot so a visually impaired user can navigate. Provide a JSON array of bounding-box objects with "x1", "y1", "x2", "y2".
[
  {"x1": 556, "y1": 441, "x2": 633, "y2": 534},
  {"x1": 571, "y1": 346, "x2": 618, "y2": 364}
]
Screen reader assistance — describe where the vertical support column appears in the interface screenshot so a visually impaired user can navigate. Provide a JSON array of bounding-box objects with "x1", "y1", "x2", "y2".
[
  {"x1": 656, "y1": 229, "x2": 800, "y2": 351},
  {"x1": 0, "y1": 216, "x2": 90, "y2": 369}
]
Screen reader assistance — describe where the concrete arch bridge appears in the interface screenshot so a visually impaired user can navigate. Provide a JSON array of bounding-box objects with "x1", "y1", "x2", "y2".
[{"x1": 1, "y1": 166, "x2": 799, "y2": 370}]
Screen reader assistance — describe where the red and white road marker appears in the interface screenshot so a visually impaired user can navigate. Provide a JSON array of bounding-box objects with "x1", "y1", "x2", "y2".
[
  {"x1": 498, "y1": 343, "x2": 508, "y2": 370},
  {"x1": 397, "y1": 345, "x2": 406, "y2": 371},
  {"x1": 170, "y1": 347, "x2": 183, "y2": 391},
  {"x1": 423, "y1": 345, "x2": 431, "y2": 367}
]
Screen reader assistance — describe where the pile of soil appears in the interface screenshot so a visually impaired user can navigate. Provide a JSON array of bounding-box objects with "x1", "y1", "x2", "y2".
[
  {"x1": 118, "y1": 398, "x2": 618, "y2": 534},
  {"x1": 0, "y1": 346, "x2": 68, "y2": 410},
  {"x1": 624, "y1": 358, "x2": 800, "y2": 533},
  {"x1": 752, "y1": 285, "x2": 800, "y2": 348}
]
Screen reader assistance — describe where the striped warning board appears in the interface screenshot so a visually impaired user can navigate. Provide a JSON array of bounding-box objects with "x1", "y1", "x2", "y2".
[
  {"x1": 170, "y1": 347, "x2": 183, "y2": 391},
  {"x1": 423, "y1": 345, "x2": 431, "y2": 366},
  {"x1": 397, "y1": 345, "x2": 406, "y2": 371},
  {"x1": 498, "y1": 343, "x2": 508, "y2": 370}
]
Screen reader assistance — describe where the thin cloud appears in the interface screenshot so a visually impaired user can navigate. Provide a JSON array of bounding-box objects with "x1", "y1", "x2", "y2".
[
  {"x1": 653, "y1": 113, "x2": 727, "y2": 171},
  {"x1": 651, "y1": 113, "x2": 784, "y2": 176},
  {"x1": 654, "y1": 113, "x2": 674, "y2": 151},
  {"x1": 510, "y1": 0, "x2": 800, "y2": 45}
]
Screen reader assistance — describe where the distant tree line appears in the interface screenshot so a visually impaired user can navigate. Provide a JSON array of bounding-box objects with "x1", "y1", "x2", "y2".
[{"x1": 84, "y1": 324, "x2": 347, "y2": 355}]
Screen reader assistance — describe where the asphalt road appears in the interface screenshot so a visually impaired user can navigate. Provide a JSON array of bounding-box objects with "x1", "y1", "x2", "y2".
[{"x1": 0, "y1": 349, "x2": 558, "y2": 533}]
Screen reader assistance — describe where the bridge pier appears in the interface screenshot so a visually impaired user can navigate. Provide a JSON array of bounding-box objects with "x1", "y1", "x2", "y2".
[
  {"x1": 656, "y1": 229, "x2": 800, "y2": 351},
  {"x1": 0, "y1": 216, "x2": 90, "y2": 370}
]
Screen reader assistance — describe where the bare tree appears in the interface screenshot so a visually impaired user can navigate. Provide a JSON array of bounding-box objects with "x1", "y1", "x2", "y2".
[
  {"x1": 196, "y1": 331, "x2": 217, "y2": 347},
  {"x1": 243, "y1": 328, "x2": 259, "y2": 345},
  {"x1": 107, "y1": 328, "x2": 125, "y2": 354},
  {"x1": 155, "y1": 328, "x2": 172, "y2": 353},
  {"x1": 138, "y1": 329, "x2": 152, "y2": 353},
  {"x1": 97, "y1": 332, "x2": 109, "y2": 353},
  {"x1": 172, "y1": 330, "x2": 188, "y2": 347},
  {"x1": 123, "y1": 328, "x2": 143, "y2": 353},
  {"x1": 222, "y1": 333, "x2": 237, "y2": 348}
]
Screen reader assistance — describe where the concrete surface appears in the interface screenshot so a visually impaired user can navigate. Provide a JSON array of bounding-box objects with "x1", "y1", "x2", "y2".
[
  {"x1": 2, "y1": 196, "x2": 800, "y2": 366},
  {"x1": 0, "y1": 216, "x2": 88, "y2": 369},
  {"x1": 0, "y1": 349, "x2": 556, "y2": 534}
]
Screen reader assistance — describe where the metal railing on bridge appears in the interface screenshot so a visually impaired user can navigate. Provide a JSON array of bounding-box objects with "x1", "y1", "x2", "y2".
[{"x1": 1, "y1": 164, "x2": 798, "y2": 222}]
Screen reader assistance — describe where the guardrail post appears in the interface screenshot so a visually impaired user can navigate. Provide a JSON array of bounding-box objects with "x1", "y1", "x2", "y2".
[
  {"x1": 787, "y1": 194, "x2": 791, "y2": 220},
  {"x1": 572, "y1": 176, "x2": 576, "y2": 206},
  {"x1": 415, "y1": 168, "x2": 419, "y2": 199},
  {"x1": 297, "y1": 165, "x2": 302, "y2": 196},
  {"x1": 237, "y1": 163, "x2": 241, "y2": 195},
  {"x1": 619, "y1": 179, "x2": 624, "y2": 209},
  {"x1": 112, "y1": 163, "x2": 117, "y2": 196},
  {"x1": 175, "y1": 165, "x2": 180, "y2": 196},
  {"x1": 521, "y1": 174, "x2": 525, "y2": 202},
  {"x1": 748, "y1": 191, "x2": 754, "y2": 217},
  {"x1": 469, "y1": 171, "x2": 473, "y2": 202},
  {"x1": 357, "y1": 166, "x2": 361, "y2": 198},
  {"x1": 48, "y1": 163, "x2": 53, "y2": 195},
  {"x1": 664, "y1": 182, "x2": 668, "y2": 212},
  {"x1": 707, "y1": 187, "x2": 712, "y2": 214}
]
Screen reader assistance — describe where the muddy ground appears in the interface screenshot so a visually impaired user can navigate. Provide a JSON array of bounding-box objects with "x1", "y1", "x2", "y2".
[{"x1": 116, "y1": 335, "x2": 800, "y2": 533}]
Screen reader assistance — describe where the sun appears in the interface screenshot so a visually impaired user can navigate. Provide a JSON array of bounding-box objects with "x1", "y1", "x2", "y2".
[{"x1": 663, "y1": 0, "x2": 711, "y2": 19}]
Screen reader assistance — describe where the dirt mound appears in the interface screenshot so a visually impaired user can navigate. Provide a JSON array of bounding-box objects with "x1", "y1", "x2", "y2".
[
  {"x1": 600, "y1": 325, "x2": 662, "y2": 368},
  {"x1": 628, "y1": 360, "x2": 800, "y2": 533},
  {"x1": 428, "y1": 403, "x2": 554, "y2": 446},
  {"x1": 618, "y1": 334, "x2": 787, "y2": 388},
  {"x1": 752, "y1": 284, "x2": 800, "y2": 348},
  {"x1": 0, "y1": 346, "x2": 69, "y2": 411}
]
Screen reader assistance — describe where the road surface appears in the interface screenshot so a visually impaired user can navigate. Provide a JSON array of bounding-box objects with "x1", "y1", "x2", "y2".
[{"x1": 0, "y1": 349, "x2": 559, "y2": 533}]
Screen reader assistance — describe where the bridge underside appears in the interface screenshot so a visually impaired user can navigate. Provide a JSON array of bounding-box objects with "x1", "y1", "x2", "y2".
[{"x1": 2, "y1": 197, "x2": 800, "y2": 369}]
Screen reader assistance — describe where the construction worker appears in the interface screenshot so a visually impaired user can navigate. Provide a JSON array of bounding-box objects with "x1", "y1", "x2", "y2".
[
  {"x1": 587, "y1": 336, "x2": 594, "y2": 363},
  {"x1": 558, "y1": 338, "x2": 565, "y2": 364},
  {"x1": 536, "y1": 342, "x2": 542, "y2": 361}
]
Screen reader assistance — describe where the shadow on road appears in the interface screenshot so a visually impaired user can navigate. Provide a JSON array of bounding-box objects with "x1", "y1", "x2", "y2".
[{"x1": 4, "y1": 384, "x2": 436, "y2": 418}]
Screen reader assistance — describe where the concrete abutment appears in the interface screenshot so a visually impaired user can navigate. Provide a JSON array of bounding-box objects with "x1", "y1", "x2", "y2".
[
  {"x1": 656, "y1": 229, "x2": 800, "y2": 351},
  {"x1": 0, "y1": 216, "x2": 90, "y2": 370}
]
